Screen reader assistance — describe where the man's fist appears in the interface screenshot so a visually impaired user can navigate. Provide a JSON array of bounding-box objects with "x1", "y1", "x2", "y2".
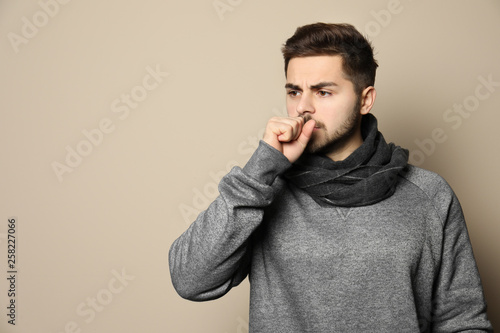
[{"x1": 262, "y1": 116, "x2": 316, "y2": 163}]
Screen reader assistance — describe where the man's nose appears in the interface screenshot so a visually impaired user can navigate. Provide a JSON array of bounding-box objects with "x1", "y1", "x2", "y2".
[{"x1": 296, "y1": 93, "x2": 315, "y2": 115}]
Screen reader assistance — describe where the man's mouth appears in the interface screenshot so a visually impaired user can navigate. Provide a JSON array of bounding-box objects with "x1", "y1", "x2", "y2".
[{"x1": 301, "y1": 115, "x2": 323, "y2": 131}]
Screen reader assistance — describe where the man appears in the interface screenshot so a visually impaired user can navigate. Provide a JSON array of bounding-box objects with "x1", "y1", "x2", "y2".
[{"x1": 169, "y1": 23, "x2": 492, "y2": 332}]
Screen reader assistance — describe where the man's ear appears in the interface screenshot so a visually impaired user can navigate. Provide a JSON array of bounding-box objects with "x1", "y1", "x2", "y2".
[{"x1": 360, "y1": 86, "x2": 376, "y2": 115}]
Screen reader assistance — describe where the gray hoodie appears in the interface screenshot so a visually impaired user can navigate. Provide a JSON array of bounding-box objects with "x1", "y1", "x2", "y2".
[{"x1": 169, "y1": 141, "x2": 492, "y2": 332}]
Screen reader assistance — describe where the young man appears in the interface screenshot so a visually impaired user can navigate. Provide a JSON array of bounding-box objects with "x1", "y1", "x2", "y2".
[{"x1": 169, "y1": 23, "x2": 492, "y2": 332}]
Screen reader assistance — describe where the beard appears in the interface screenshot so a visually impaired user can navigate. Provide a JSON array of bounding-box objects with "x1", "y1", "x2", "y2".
[{"x1": 302, "y1": 97, "x2": 362, "y2": 156}]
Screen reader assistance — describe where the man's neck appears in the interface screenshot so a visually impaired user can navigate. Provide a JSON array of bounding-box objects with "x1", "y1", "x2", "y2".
[{"x1": 325, "y1": 129, "x2": 364, "y2": 162}]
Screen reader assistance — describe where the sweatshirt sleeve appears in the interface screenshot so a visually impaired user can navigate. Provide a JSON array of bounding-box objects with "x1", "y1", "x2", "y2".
[
  {"x1": 169, "y1": 141, "x2": 291, "y2": 301},
  {"x1": 431, "y1": 186, "x2": 493, "y2": 332}
]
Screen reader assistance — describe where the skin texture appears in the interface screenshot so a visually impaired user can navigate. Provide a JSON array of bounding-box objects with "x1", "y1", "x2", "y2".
[{"x1": 263, "y1": 55, "x2": 377, "y2": 163}]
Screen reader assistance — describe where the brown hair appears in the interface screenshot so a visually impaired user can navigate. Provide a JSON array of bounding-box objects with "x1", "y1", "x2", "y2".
[{"x1": 281, "y1": 23, "x2": 378, "y2": 95}]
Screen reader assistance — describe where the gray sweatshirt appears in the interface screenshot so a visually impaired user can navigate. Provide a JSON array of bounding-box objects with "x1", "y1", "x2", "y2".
[{"x1": 169, "y1": 141, "x2": 492, "y2": 332}]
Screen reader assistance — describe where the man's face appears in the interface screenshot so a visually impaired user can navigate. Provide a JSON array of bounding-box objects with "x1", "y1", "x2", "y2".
[{"x1": 285, "y1": 55, "x2": 365, "y2": 160}]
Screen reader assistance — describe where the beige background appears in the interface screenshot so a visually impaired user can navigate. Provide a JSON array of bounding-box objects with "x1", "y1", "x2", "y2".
[{"x1": 1, "y1": 0, "x2": 499, "y2": 332}]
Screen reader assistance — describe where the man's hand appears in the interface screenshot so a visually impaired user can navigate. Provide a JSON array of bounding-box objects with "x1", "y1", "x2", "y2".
[{"x1": 262, "y1": 116, "x2": 316, "y2": 163}]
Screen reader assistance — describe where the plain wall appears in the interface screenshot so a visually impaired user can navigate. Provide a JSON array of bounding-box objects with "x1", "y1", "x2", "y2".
[{"x1": 1, "y1": 0, "x2": 499, "y2": 332}]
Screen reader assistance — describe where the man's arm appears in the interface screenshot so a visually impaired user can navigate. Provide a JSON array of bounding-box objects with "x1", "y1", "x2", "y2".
[
  {"x1": 169, "y1": 117, "x2": 315, "y2": 301},
  {"x1": 431, "y1": 189, "x2": 493, "y2": 332}
]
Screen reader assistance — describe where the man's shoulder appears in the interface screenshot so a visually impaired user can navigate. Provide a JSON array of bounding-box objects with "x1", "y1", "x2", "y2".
[
  {"x1": 399, "y1": 164, "x2": 456, "y2": 203},
  {"x1": 397, "y1": 165, "x2": 462, "y2": 226}
]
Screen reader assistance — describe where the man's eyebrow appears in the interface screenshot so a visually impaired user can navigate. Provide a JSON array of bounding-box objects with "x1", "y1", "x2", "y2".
[
  {"x1": 285, "y1": 82, "x2": 338, "y2": 90},
  {"x1": 285, "y1": 83, "x2": 301, "y2": 90},
  {"x1": 310, "y1": 81, "x2": 338, "y2": 90}
]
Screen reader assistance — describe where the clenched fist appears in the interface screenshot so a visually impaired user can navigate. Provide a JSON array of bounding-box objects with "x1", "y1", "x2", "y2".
[{"x1": 262, "y1": 116, "x2": 316, "y2": 163}]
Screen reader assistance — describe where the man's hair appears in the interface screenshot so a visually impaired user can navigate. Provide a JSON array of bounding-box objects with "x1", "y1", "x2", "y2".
[{"x1": 281, "y1": 23, "x2": 378, "y2": 95}]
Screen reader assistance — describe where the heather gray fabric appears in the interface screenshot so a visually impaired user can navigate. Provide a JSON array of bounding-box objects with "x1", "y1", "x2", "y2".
[{"x1": 169, "y1": 141, "x2": 493, "y2": 332}]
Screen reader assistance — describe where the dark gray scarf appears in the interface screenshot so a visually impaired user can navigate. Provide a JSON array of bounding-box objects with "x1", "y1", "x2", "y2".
[{"x1": 284, "y1": 114, "x2": 409, "y2": 207}]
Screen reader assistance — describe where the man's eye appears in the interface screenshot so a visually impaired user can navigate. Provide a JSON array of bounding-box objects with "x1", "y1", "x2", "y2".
[
  {"x1": 318, "y1": 91, "x2": 331, "y2": 97},
  {"x1": 287, "y1": 90, "x2": 299, "y2": 97}
]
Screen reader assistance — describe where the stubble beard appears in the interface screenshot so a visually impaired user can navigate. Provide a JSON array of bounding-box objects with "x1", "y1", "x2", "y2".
[{"x1": 302, "y1": 98, "x2": 362, "y2": 156}]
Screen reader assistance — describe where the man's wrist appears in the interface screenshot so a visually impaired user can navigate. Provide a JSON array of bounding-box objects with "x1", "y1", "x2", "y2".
[{"x1": 242, "y1": 140, "x2": 291, "y2": 185}]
